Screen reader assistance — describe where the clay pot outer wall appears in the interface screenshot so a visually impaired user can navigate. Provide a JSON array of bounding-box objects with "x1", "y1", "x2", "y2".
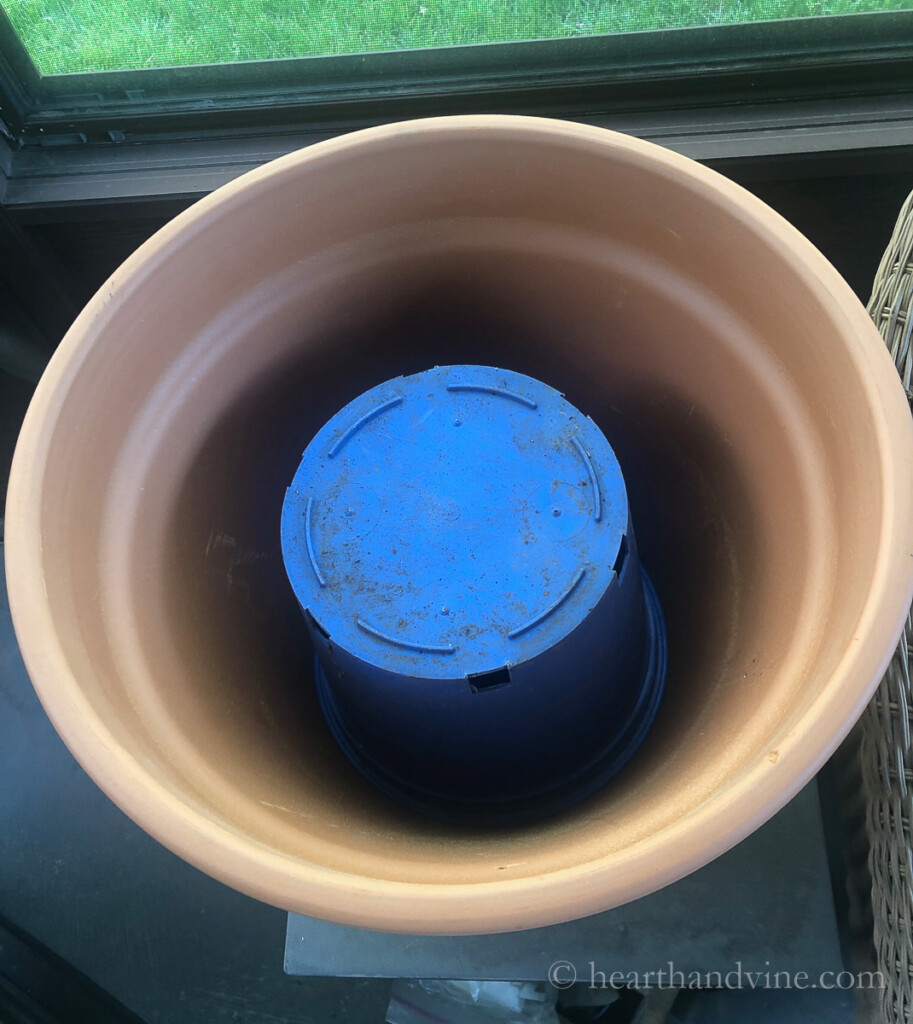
[{"x1": 6, "y1": 116, "x2": 913, "y2": 935}]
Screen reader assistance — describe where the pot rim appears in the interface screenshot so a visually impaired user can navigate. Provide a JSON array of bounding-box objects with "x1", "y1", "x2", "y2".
[{"x1": 7, "y1": 114, "x2": 913, "y2": 935}]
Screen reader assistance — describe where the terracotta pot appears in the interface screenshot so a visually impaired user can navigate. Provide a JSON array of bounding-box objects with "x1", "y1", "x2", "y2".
[{"x1": 6, "y1": 116, "x2": 913, "y2": 935}]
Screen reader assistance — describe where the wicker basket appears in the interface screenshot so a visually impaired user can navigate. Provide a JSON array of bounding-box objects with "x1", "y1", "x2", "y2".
[{"x1": 862, "y1": 189, "x2": 913, "y2": 1024}]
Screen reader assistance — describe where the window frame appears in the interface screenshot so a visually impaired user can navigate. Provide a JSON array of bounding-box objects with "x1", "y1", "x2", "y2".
[{"x1": 1, "y1": 8, "x2": 912, "y2": 209}]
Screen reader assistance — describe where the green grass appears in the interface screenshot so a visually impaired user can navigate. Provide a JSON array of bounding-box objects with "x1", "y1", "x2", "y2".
[{"x1": 3, "y1": 0, "x2": 912, "y2": 74}]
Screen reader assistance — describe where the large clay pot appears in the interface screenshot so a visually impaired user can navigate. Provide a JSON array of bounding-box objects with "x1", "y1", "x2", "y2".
[{"x1": 6, "y1": 116, "x2": 913, "y2": 935}]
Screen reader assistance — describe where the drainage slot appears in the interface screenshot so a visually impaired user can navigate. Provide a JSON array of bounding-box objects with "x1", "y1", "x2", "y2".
[
  {"x1": 306, "y1": 609, "x2": 331, "y2": 640},
  {"x1": 467, "y1": 667, "x2": 512, "y2": 693},
  {"x1": 613, "y1": 535, "x2": 629, "y2": 578}
]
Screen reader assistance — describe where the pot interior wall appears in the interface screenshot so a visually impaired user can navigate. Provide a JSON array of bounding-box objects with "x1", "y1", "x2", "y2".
[{"x1": 33, "y1": 129, "x2": 882, "y2": 892}]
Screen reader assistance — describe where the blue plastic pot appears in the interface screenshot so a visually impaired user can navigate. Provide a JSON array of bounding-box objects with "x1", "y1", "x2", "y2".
[{"x1": 281, "y1": 365, "x2": 666, "y2": 824}]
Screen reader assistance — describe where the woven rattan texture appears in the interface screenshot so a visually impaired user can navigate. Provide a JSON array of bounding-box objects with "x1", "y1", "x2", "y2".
[{"x1": 862, "y1": 188, "x2": 913, "y2": 1024}]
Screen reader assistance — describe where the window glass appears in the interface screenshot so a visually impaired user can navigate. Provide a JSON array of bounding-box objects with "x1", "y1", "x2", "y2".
[{"x1": 3, "y1": 0, "x2": 911, "y2": 75}]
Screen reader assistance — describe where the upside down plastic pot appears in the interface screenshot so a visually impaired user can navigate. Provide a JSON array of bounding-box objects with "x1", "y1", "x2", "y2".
[
  {"x1": 280, "y1": 364, "x2": 668, "y2": 825},
  {"x1": 6, "y1": 116, "x2": 913, "y2": 935}
]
